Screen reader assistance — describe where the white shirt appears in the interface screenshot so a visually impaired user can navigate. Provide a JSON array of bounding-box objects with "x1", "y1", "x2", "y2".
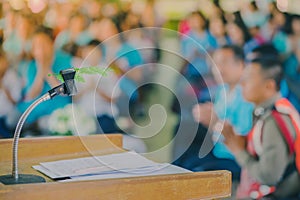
[
  {"x1": 75, "y1": 63, "x2": 121, "y2": 117},
  {"x1": 0, "y1": 69, "x2": 22, "y2": 117}
]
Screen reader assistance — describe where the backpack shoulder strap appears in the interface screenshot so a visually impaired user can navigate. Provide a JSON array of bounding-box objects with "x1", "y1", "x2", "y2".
[
  {"x1": 271, "y1": 110, "x2": 295, "y2": 155},
  {"x1": 271, "y1": 110, "x2": 298, "y2": 185}
]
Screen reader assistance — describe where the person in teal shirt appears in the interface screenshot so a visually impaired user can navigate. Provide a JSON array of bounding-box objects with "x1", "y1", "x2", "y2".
[
  {"x1": 192, "y1": 45, "x2": 253, "y2": 180},
  {"x1": 180, "y1": 11, "x2": 215, "y2": 78},
  {"x1": 17, "y1": 27, "x2": 72, "y2": 124},
  {"x1": 212, "y1": 84, "x2": 254, "y2": 159},
  {"x1": 54, "y1": 13, "x2": 92, "y2": 52}
]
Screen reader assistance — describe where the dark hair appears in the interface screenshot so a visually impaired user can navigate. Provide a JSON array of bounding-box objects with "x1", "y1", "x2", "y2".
[
  {"x1": 247, "y1": 43, "x2": 279, "y2": 61},
  {"x1": 292, "y1": 14, "x2": 300, "y2": 21},
  {"x1": 112, "y1": 13, "x2": 125, "y2": 33},
  {"x1": 87, "y1": 39, "x2": 101, "y2": 47},
  {"x1": 220, "y1": 44, "x2": 245, "y2": 61},
  {"x1": 250, "y1": 57, "x2": 283, "y2": 91},
  {"x1": 212, "y1": 0, "x2": 221, "y2": 8},
  {"x1": 269, "y1": 11, "x2": 292, "y2": 34},
  {"x1": 34, "y1": 26, "x2": 54, "y2": 41},
  {"x1": 251, "y1": 43, "x2": 279, "y2": 56},
  {"x1": 0, "y1": 31, "x2": 3, "y2": 46},
  {"x1": 62, "y1": 42, "x2": 79, "y2": 56},
  {"x1": 231, "y1": 12, "x2": 252, "y2": 42},
  {"x1": 190, "y1": 11, "x2": 208, "y2": 30},
  {"x1": 291, "y1": 15, "x2": 300, "y2": 34},
  {"x1": 250, "y1": 1, "x2": 259, "y2": 11},
  {"x1": 86, "y1": 39, "x2": 104, "y2": 53}
]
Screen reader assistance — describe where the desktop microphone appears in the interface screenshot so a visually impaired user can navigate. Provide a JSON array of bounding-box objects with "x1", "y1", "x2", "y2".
[{"x1": 0, "y1": 68, "x2": 77, "y2": 185}]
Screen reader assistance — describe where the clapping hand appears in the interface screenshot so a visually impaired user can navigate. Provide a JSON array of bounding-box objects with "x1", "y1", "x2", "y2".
[
  {"x1": 221, "y1": 122, "x2": 247, "y2": 155},
  {"x1": 192, "y1": 102, "x2": 217, "y2": 127}
]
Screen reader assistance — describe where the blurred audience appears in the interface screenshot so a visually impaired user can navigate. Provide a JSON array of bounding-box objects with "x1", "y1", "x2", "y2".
[
  {"x1": 192, "y1": 45, "x2": 253, "y2": 180},
  {"x1": 171, "y1": 2, "x2": 300, "y2": 197},
  {"x1": 3, "y1": 13, "x2": 35, "y2": 66},
  {"x1": 0, "y1": 50, "x2": 22, "y2": 138},
  {"x1": 208, "y1": 16, "x2": 231, "y2": 49},
  {"x1": 54, "y1": 12, "x2": 92, "y2": 52},
  {"x1": 75, "y1": 39, "x2": 122, "y2": 134},
  {"x1": 221, "y1": 53, "x2": 300, "y2": 199},
  {"x1": 16, "y1": 27, "x2": 72, "y2": 127},
  {"x1": 181, "y1": 11, "x2": 214, "y2": 77},
  {"x1": 0, "y1": 3, "x2": 300, "y2": 192}
]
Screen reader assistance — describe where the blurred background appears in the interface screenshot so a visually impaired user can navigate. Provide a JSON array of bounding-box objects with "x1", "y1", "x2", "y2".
[{"x1": 1, "y1": 0, "x2": 300, "y2": 163}]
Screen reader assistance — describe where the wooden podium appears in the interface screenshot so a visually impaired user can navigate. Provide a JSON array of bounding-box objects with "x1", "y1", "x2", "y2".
[{"x1": 0, "y1": 134, "x2": 231, "y2": 199}]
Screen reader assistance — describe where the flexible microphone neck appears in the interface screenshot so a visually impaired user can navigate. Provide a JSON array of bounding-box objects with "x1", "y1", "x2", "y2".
[{"x1": 0, "y1": 68, "x2": 77, "y2": 184}]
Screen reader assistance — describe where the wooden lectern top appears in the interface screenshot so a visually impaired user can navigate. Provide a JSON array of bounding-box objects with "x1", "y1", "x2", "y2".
[{"x1": 0, "y1": 134, "x2": 231, "y2": 199}]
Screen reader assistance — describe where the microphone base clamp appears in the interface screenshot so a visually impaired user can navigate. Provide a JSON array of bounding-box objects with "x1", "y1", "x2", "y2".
[{"x1": 0, "y1": 174, "x2": 46, "y2": 185}]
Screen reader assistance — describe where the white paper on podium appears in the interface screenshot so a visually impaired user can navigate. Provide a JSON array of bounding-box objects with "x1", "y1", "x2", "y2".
[
  {"x1": 33, "y1": 151, "x2": 190, "y2": 180},
  {"x1": 58, "y1": 164, "x2": 191, "y2": 182}
]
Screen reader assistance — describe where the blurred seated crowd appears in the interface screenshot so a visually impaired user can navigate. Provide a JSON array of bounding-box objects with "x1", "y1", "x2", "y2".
[
  {"x1": 1, "y1": 0, "x2": 300, "y2": 197},
  {"x1": 0, "y1": 0, "x2": 163, "y2": 138},
  {"x1": 170, "y1": 0, "x2": 300, "y2": 198},
  {"x1": 176, "y1": 1, "x2": 300, "y2": 112}
]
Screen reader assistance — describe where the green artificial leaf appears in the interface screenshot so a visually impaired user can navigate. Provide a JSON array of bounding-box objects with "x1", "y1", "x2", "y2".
[
  {"x1": 90, "y1": 66, "x2": 110, "y2": 75},
  {"x1": 49, "y1": 66, "x2": 110, "y2": 83},
  {"x1": 75, "y1": 66, "x2": 110, "y2": 76},
  {"x1": 76, "y1": 67, "x2": 95, "y2": 74},
  {"x1": 48, "y1": 73, "x2": 64, "y2": 82},
  {"x1": 74, "y1": 73, "x2": 85, "y2": 83}
]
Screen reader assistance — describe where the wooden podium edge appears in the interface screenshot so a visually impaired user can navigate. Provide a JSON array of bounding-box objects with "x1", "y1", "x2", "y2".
[
  {"x1": 0, "y1": 170, "x2": 231, "y2": 200},
  {"x1": 0, "y1": 134, "x2": 232, "y2": 199},
  {"x1": 0, "y1": 134, "x2": 123, "y2": 162}
]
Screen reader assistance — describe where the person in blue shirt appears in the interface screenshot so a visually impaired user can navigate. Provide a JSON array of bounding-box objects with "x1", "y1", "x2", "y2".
[
  {"x1": 3, "y1": 13, "x2": 35, "y2": 67},
  {"x1": 282, "y1": 53, "x2": 300, "y2": 113},
  {"x1": 172, "y1": 12, "x2": 216, "y2": 169},
  {"x1": 114, "y1": 42, "x2": 144, "y2": 102},
  {"x1": 180, "y1": 11, "x2": 215, "y2": 79},
  {"x1": 0, "y1": 50, "x2": 22, "y2": 138},
  {"x1": 280, "y1": 15, "x2": 300, "y2": 113},
  {"x1": 192, "y1": 45, "x2": 254, "y2": 180},
  {"x1": 17, "y1": 27, "x2": 72, "y2": 125},
  {"x1": 208, "y1": 17, "x2": 231, "y2": 50},
  {"x1": 54, "y1": 13, "x2": 92, "y2": 52},
  {"x1": 97, "y1": 17, "x2": 144, "y2": 116}
]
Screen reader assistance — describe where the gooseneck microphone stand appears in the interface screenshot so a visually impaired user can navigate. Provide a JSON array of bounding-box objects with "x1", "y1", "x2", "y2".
[{"x1": 0, "y1": 68, "x2": 77, "y2": 185}]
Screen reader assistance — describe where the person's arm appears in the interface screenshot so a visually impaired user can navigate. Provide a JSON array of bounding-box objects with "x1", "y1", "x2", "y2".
[
  {"x1": 96, "y1": 89, "x2": 116, "y2": 103},
  {"x1": 1, "y1": 70, "x2": 22, "y2": 104},
  {"x1": 110, "y1": 62, "x2": 126, "y2": 76},
  {"x1": 192, "y1": 102, "x2": 218, "y2": 129},
  {"x1": 44, "y1": 68, "x2": 61, "y2": 88},
  {"x1": 235, "y1": 117, "x2": 290, "y2": 185},
  {"x1": 179, "y1": 38, "x2": 191, "y2": 74},
  {"x1": 0, "y1": 80, "x2": 16, "y2": 104},
  {"x1": 3, "y1": 86, "x2": 17, "y2": 104},
  {"x1": 25, "y1": 69, "x2": 45, "y2": 100},
  {"x1": 25, "y1": 62, "x2": 61, "y2": 100}
]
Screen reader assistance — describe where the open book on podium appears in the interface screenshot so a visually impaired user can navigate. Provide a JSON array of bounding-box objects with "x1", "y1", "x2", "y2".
[{"x1": 0, "y1": 134, "x2": 231, "y2": 199}]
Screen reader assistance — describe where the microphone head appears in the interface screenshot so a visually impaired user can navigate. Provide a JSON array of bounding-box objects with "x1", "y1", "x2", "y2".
[{"x1": 60, "y1": 68, "x2": 77, "y2": 96}]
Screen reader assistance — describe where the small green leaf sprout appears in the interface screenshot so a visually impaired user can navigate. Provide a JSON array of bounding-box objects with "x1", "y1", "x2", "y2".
[{"x1": 48, "y1": 66, "x2": 111, "y2": 83}]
